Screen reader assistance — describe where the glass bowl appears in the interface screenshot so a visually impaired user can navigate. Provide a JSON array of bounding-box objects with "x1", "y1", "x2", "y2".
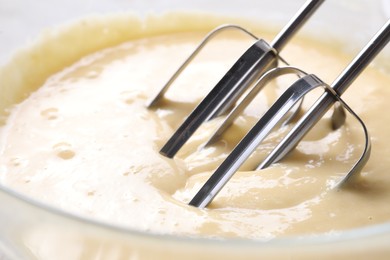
[{"x1": 0, "y1": 0, "x2": 389, "y2": 259}]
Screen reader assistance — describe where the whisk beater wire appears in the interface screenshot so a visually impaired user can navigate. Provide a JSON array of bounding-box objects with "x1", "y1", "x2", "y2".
[
  {"x1": 189, "y1": 19, "x2": 390, "y2": 208},
  {"x1": 158, "y1": 0, "x2": 325, "y2": 158}
]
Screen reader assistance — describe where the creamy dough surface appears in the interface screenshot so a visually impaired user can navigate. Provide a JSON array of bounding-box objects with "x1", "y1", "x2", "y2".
[{"x1": 1, "y1": 16, "x2": 390, "y2": 240}]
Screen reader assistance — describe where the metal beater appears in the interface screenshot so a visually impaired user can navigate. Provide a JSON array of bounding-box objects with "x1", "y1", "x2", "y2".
[{"x1": 147, "y1": 0, "x2": 390, "y2": 208}]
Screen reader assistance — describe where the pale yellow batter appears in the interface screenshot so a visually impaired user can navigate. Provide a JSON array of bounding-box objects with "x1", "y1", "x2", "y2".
[{"x1": 0, "y1": 15, "x2": 390, "y2": 240}]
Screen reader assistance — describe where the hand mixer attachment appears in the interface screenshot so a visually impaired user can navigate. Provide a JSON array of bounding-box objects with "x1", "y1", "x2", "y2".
[
  {"x1": 148, "y1": 0, "x2": 325, "y2": 157},
  {"x1": 147, "y1": 0, "x2": 390, "y2": 208}
]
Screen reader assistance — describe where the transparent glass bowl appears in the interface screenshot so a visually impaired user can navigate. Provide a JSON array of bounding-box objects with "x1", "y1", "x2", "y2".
[{"x1": 0, "y1": 0, "x2": 390, "y2": 259}]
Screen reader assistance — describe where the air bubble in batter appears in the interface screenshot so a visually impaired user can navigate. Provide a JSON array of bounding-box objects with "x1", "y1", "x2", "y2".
[
  {"x1": 40, "y1": 108, "x2": 59, "y2": 120},
  {"x1": 53, "y1": 142, "x2": 76, "y2": 160}
]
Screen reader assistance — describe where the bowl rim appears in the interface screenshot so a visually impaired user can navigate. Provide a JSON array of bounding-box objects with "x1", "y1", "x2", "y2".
[{"x1": 2, "y1": 182, "x2": 390, "y2": 250}]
